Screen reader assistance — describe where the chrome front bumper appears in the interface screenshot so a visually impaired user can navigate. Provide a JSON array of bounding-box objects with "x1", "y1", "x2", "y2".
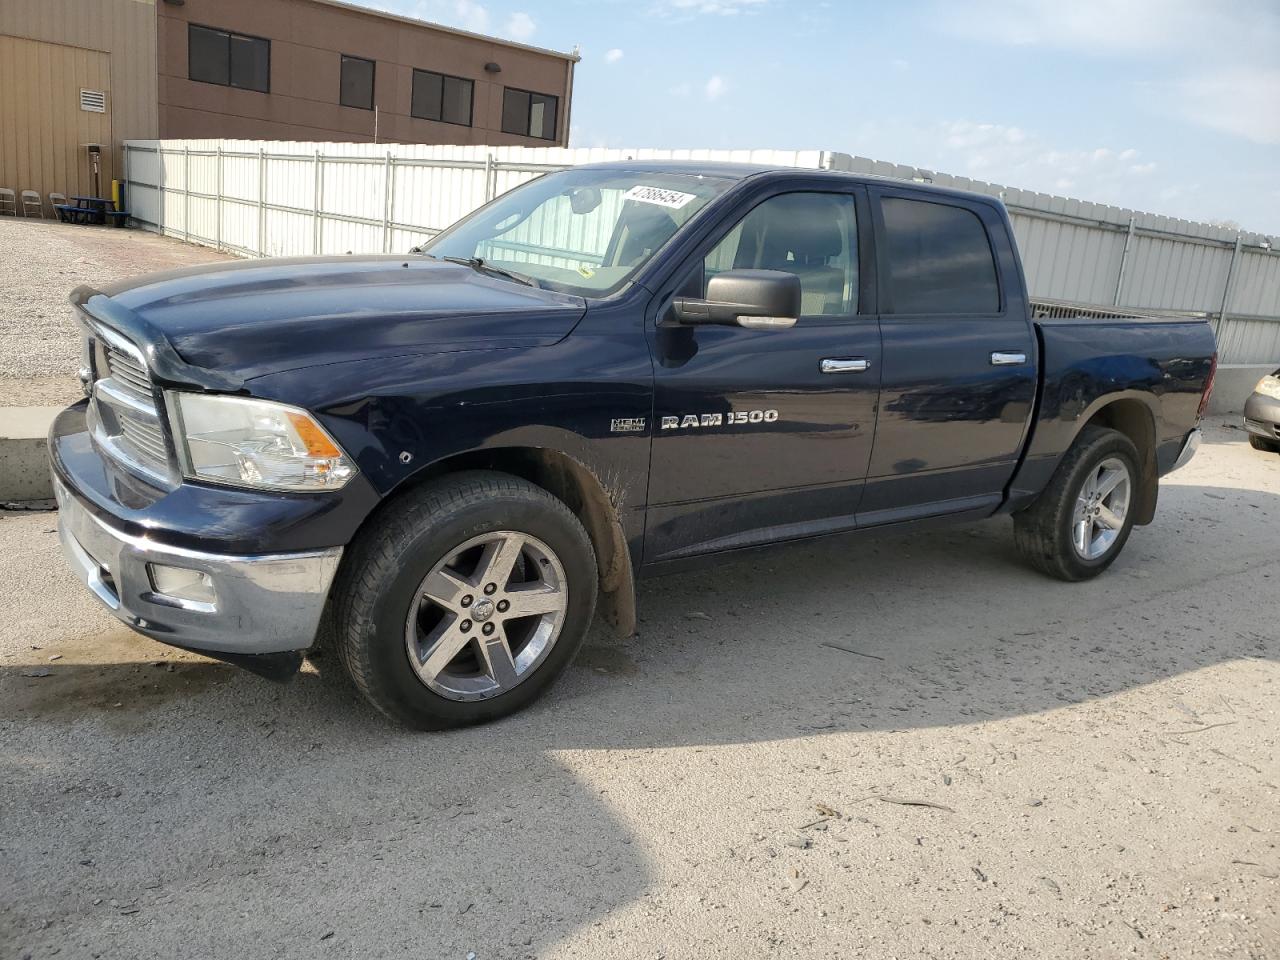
[{"x1": 54, "y1": 477, "x2": 343, "y2": 656}]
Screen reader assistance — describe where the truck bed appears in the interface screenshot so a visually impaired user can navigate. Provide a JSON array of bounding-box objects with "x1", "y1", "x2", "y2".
[{"x1": 1006, "y1": 314, "x2": 1217, "y2": 511}]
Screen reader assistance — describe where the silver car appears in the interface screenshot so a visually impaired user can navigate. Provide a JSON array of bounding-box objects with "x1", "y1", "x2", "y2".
[{"x1": 1244, "y1": 369, "x2": 1280, "y2": 453}]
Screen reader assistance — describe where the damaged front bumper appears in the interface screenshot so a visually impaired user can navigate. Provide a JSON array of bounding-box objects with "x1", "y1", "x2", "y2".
[{"x1": 54, "y1": 475, "x2": 342, "y2": 676}]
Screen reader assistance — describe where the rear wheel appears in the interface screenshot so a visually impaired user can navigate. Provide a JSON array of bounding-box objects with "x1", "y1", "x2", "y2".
[
  {"x1": 331, "y1": 472, "x2": 597, "y2": 729},
  {"x1": 1249, "y1": 434, "x2": 1280, "y2": 453},
  {"x1": 1014, "y1": 426, "x2": 1141, "y2": 582}
]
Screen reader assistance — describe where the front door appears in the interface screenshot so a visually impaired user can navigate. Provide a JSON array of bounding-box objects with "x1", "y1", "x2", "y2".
[
  {"x1": 644, "y1": 187, "x2": 881, "y2": 562},
  {"x1": 858, "y1": 186, "x2": 1036, "y2": 524}
]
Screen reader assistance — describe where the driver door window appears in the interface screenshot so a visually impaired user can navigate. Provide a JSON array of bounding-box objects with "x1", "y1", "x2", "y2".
[{"x1": 704, "y1": 192, "x2": 858, "y2": 317}]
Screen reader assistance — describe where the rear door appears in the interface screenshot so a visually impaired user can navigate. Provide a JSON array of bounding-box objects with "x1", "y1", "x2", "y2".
[
  {"x1": 859, "y1": 186, "x2": 1036, "y2": 524},
  {"x1": 643, "y1": 183, "x2": 881, "y2": 562}
]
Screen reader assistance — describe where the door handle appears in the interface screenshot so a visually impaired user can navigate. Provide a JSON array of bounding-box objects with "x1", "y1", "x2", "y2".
[
  {"x1": 820, "y1": 357, "x2": 870, "y2": 374},
  {"x1": 990, "y1": 351, "x2": 1028, "y2": 366}
]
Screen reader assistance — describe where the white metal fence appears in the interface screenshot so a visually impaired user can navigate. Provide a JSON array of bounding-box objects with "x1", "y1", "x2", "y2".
[{"x1": 122, "y1": 140, "x2": 1280, "y2": 366}]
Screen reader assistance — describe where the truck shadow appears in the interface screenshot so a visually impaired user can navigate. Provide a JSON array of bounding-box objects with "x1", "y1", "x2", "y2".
[{"x1": 3, "y1": 464, "x2": 1277, "y2": 956}]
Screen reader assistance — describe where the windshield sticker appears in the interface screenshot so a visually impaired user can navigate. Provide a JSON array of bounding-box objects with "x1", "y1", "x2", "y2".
[
  {"x1": 577, "y1": 263, "x2": 596, "y2": 279},
  {"x1": 624, "y1": 185, "x2": 698, "y2": 209}
]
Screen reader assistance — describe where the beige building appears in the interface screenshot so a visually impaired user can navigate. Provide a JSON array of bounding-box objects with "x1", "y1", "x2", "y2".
[
  {"x1": 0, "y1": 0, "x2": 159, "y2": 204},
  {"x1": 1, "y1": 0, "x2": 577, "y2": 209}
]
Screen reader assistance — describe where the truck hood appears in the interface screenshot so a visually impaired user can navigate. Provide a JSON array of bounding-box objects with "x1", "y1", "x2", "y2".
[{"x1": 94, "y1": 255, "x2": 587, "y2": 382}]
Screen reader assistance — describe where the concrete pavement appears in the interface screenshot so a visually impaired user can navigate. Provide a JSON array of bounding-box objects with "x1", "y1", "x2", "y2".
[{"x1": 1, "y1": 418, "x2": 1276, "y2": 959}]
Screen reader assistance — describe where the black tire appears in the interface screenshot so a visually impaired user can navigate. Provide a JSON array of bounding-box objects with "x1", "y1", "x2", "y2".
[
  {"x1": 1249, "y1": 434, "x2": 1280, "y2": 453},
  {"x1": 1014, "y1": 426, "x2": 1142, "y2": 582},
  {"x1": 330, "y1": 471, "x2": 597, "y2": 729}
]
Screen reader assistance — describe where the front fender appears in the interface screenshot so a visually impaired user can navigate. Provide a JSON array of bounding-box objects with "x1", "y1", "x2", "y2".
[
  {"x1": 244, "y1": 332, "x2": 655, "y2": 566},
  {"x1": 392, "y1": 441, "x2": 641, "y2": 637}
]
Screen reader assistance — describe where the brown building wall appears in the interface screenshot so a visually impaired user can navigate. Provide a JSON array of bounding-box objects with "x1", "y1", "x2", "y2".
[
  {"x1": 156, "y1": 0, "x2": 576, "y2": 146},
  {"x1": 0, "y1": 0, "x2": 158, "y2": 206}
]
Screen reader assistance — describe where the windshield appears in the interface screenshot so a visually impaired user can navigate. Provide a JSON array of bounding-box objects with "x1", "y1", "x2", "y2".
[{"x1": 421, "y1": 168, "x2": 736, "y2": 298}]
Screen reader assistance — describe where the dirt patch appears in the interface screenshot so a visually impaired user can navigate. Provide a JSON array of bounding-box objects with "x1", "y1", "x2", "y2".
[
  {"x1": 1, "y1": 627, "x2": 234, "y2": 721},
  {"x1": 574, "y1": 642, "x2": 641, "y2": 677}
]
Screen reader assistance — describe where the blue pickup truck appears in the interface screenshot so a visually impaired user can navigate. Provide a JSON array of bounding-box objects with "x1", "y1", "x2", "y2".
[{"x1": 51, "y1": 162, "x2": 1217, "y2": 728}]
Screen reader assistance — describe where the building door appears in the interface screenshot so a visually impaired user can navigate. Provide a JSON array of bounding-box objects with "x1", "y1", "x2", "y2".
[{"x1": 0, "y1": 34, "x2": 113, "y2": 204}]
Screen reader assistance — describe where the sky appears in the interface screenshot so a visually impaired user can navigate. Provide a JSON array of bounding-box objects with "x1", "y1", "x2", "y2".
[{"x1": 364, "y1": 0, "x2": 1280, "y2": 234}]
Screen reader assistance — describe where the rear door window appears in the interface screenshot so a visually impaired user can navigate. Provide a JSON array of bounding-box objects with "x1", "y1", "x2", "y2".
[{"x1": 881, "y1": 197, "x2": 999, "y2": 315}]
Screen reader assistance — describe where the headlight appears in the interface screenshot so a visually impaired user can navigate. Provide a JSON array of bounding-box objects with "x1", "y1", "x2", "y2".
[
  {"x1": 170, "y1": 393, "x2": 356, "y2": 491},
  {"x1": 1255, "y1": 375, "x2": 1280, "y2": 401}
]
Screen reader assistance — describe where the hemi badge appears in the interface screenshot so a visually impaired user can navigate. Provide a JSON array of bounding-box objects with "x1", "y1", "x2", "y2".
[{"x1": 610, "y1": 417, "x2": 647, "y2": 433}]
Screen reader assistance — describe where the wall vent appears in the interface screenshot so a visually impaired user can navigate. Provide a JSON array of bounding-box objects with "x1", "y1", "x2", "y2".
[{"x1": 80, "y1": 89, "x2": 106, "y2": 113}]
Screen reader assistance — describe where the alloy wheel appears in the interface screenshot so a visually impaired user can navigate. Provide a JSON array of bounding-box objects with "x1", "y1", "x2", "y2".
[
  {"x1": 1070, "y1": 456, "x2": 1132, "y2": 561},
  {"x1": 404, "y1": 531, "x2": 569, "y2": 701}
]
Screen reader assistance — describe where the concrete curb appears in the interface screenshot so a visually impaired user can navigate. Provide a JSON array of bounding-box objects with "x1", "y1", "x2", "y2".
[
  {"x1": 1208, "y1": 364, "x2": 1270, "y2": 417},
  {"x1": 0, "y1": 406, "x2": 62, "y2": 501}
]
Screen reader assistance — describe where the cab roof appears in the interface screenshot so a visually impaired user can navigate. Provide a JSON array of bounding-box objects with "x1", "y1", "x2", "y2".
[{"x1": 572, "y1": 159, "x2": 1005, "y2": 209}]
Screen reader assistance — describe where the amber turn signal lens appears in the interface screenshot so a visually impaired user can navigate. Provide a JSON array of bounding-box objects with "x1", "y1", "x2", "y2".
[{"x1": 287, "y1": 411, "x2": 344, "y2": 459}]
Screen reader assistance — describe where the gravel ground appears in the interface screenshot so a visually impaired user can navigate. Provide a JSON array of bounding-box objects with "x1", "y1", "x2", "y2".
[
  {"x1": 0, "y1": 218, "x2": 230, "y2": 406},
  {"x1": 0, "y1": 418, "x2": 1276, "y2": 959}
]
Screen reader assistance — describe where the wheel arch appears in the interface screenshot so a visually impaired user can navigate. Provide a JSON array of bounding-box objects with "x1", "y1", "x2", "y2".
[
  {"x1": 368, "y1": 445, "x2": 637, "y2": 637},
  {"x1": 1078, "y1": 395, "x2": 1159, "y2": 525}
]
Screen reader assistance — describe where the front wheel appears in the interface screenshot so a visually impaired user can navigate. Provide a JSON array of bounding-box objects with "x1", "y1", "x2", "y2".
[
  {"x1": 1014, "y1": 426, "x2": 1141, "y2": 582},
  {"x1": 331, "y1": 472, "x2": 598, "y2": 729}
]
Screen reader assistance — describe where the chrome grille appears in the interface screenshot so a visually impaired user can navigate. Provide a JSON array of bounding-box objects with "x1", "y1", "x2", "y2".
[
  {"x1": 119, "y1": 415, "x2": 169, "y2": 463},
  {"x1": 104, "y1": 344, "x2": 152, "y2": 397},
  {"x1": 79, "y1": 317, "x2": 177, "y2": 488}
]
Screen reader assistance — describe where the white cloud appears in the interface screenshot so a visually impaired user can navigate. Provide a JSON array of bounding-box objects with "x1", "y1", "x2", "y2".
[
  {"x1": 931, "y1": 0, "x2": 1280, "y2": 146},
  {"x1": 932, "y1": 0, "x2": 1238, "y2": 55},
  {"x1": 371, "y1": 1, "x2": 542, "y2": 43},
  {"x1": 944, "y1": 121, "x2": 1027, "y2": 150},
  {"x1": 604, "y1": 48, "x2": 624, "y2": 64},
  {"x1": 397, "y1": 0, "x2": 491, "y2": 34},
  {"x1": 652, "y1": 0, "x2": 768, "y2": 17},
  {"x1": 445, "y1": 0, "x2": 490, "y2": 33},
  {"x1": 503, "y1": 11, "x2": 535, "y2": 40},
  {"x1": 1172, "y1": 67, "x2": 1280, "y2": 145},
  {"x1": 866, "y1": 119, "x2": 1163, "y2": 203},
  {"x1": 672, "y1": 76, "x2": 731, "y2": 100}
]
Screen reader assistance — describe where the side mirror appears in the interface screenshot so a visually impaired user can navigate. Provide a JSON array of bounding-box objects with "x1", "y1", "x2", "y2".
[{"x1": 671, "y1": 269, "x2": 800, "y2": 330}]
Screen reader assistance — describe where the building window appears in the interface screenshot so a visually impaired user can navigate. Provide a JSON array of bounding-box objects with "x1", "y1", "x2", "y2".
[
  {"x1": 411, "y1": 69, "x2": 473, "y2": 126},
  {"x1": 501, "y1": 87, "x2": 558, "y2": 141},
  {"x1": 340, "y1": 55, "x2": 375, "y2": 110},
  {"x1": 188, "y1": 24, "x2": 269, "y2": 93}
]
